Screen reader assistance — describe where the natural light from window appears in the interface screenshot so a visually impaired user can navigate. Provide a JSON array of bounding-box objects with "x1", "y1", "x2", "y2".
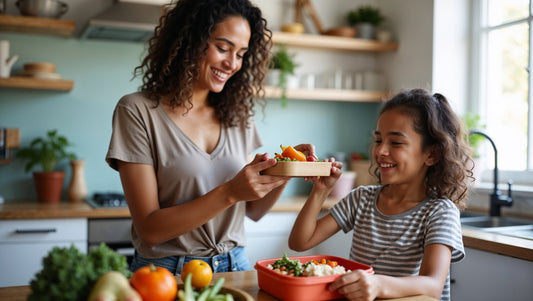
[{"x1": 477, "y1": 0, "x2": 531, "y2": 173}]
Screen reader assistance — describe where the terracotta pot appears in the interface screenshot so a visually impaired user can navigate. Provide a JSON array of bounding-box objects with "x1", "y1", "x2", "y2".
[{"x1": 33, "y1": 171, "x2": 64, "y2": 203}]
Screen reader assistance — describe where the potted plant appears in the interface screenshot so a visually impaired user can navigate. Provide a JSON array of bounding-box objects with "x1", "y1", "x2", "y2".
[
  {"x1": 16, "y1": 129, "x2": 76, "y2": 203},
  {"x1": 268, "y1": 44, "x2": 299, "y2": 107},
  {"x1": 347, "y1": 5, "x2": 385, "y2": 39}
]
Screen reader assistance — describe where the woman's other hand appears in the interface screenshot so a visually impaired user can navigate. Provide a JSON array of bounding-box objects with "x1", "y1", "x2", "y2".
[{"x1": 226, "y1": 153, "x2": 290, "y2": 203}]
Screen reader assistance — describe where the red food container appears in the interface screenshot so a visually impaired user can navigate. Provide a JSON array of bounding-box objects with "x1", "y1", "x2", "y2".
[{"x1": 255, "y1": 255, "x2": 374, "y2": 301}]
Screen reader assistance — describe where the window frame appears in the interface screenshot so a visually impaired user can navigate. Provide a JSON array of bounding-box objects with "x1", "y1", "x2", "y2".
[{"x1": 470, "y1": 0, "x2": 533, "y2": 188}]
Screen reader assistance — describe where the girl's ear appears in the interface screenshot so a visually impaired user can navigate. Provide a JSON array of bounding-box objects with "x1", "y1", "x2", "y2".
[{"x1": 425, "y1": 145, "x2": 440, "y2": 166}]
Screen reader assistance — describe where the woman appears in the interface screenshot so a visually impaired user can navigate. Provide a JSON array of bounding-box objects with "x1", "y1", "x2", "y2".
[{"x1": 106, "y1": 0, "x2": 315, "y2": 274}]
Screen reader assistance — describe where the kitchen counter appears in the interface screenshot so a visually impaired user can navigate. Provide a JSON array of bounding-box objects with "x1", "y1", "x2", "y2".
[
  {"x1": 0, "y1": 270, "x2": 436, "y2": 301},
  {"x1": 1, "y1": 199, "x2": 532, "y2": 261},
  {"x1": 0, "y1": 197, "x2": 339, "y2": 219}
]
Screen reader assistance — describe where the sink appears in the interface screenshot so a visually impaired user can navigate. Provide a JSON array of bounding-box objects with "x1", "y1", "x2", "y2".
[
  {"x1": 461, "y1": 216, "x2": 531, "y2": 228},
  {"x1": 461, "y1": 215, "x2": 533, "y2": 240}
]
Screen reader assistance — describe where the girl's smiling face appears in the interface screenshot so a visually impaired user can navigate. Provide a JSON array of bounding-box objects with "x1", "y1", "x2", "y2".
[
  {"x1": 196, "y1": 16, "x2": 250, "y2": 93},
  {"x1": 373, "y1": 109, "x2": 435, "y2": 186}
]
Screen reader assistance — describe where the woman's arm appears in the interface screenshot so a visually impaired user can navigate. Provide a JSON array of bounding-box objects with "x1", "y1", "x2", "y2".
[
  {"x1": 330, "y1": 243, "x2": 452, "y2": 301},
  {"x1": 118, "y1": 154, "x2": 288, "y2": 247}
]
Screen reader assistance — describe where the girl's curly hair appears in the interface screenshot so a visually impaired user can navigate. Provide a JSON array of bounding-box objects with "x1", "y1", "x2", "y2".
[
  {"x1": 372, "y1": 89, "x2": 474, "y2": 210},
  {"x1": 134, "y1": 0, "x2": 272, "y2": 127}
]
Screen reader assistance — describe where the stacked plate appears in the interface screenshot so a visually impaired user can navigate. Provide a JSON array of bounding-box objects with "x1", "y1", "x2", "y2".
[{"x1": 18, "y1": 62, "x2": 61, "y2": 80}]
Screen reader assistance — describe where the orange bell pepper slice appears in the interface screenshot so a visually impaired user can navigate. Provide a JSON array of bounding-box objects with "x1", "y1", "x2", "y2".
[{"x1": 281, "y1": 145, "x2": 307, "y2": 162}]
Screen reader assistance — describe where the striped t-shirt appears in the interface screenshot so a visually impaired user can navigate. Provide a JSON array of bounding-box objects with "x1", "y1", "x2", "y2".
[{"x1": 330, "y1": 185, "x2": 464, "y2": 301}]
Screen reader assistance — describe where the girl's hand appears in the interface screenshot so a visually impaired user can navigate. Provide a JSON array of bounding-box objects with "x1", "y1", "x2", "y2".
[
  {"x1": 305, "y1": 158, "x2": 343, "y2": 190},
  {"x1": 226, "y1": 153, "x2": 290, "y2": 202},
  {"x1": 329, "y1": 270, "x2": 380, "y2": 301}
]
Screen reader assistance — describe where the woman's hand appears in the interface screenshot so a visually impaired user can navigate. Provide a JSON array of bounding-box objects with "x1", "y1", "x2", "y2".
[
  {"x1": 329, "y1": 270, "x2": 381, "y2": 301},
  {"x1": 226, "y1": 153, "x2": 290, "y2": 203}
]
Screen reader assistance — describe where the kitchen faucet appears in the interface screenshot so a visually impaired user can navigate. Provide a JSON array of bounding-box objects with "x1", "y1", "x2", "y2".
[{"x1": 469, "y1": 130, "x2": 513, "y2": 216}]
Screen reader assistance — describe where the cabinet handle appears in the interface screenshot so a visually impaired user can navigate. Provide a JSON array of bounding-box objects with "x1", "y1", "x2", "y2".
[{"x1": 15, "y1": 228, "x2": 57, "y2": 234}]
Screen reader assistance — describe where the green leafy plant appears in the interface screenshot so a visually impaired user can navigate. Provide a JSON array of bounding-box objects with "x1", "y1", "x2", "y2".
[
  {"x1": 270, "y1": 44, "x2": 299, "y2": 107},
  {"x1": 16, "y1": 129, "x2": 76, "y2": 172},
  {"x1": 347, "y1": 6, "x2": 385, "y2": 26},
  {"x1": 28, "y1": 243, "x2": 131, "y2": 301},
  {"x1": 463, "y1": 113, "x2": 486, "y2": 158}
]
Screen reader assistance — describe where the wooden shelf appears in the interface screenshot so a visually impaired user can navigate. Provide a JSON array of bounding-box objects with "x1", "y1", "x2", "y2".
[
  {"x1": 264, "y1": 86, "x2": 388, "y2": 102},
  {"x1": 0, "y1": 14, "x2": 75, "y2": 37},
  {"x1": 0, "y1": 76, "x2": 74, "y2": 91},
  {"x1": 272, "y1": 31, "x2": 398, "y2": 52}
]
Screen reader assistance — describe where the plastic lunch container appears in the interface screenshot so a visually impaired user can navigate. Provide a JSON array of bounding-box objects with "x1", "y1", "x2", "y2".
[{"x1": 255, "y1": 255, "x2": 374, "y2": 301}]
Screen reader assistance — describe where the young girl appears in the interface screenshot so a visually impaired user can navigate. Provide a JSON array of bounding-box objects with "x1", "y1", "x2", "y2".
[{"x1": 289, "y1": 89, "x2": 473, "y2": 301}]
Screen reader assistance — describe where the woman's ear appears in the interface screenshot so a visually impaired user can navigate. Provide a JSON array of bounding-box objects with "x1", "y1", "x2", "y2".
[{"x1": 425, "y1": 145, "x2": 440, "y2": 166}]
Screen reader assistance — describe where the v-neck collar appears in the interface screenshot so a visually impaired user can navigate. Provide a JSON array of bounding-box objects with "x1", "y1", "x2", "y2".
[{"x1": 156, "y1": 104, "x2": 225, "y2": 159}]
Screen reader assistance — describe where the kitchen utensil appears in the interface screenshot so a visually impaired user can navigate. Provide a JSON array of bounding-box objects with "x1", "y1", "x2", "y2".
[
  {"x1": 255, "y1": 255, "x2": 374, "y2": 301},
  {"x1": 0, "y1": 40, "x2": 18, "y2": 78},
  {"x1": 16, "y1": 0, "x2": 68, "y2": 19},
  {"x1": 262, "y1": 161, "x2": 332, "y2": 177}
]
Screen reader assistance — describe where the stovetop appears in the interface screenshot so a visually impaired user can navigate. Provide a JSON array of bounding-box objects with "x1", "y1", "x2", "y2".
[{"x1": 87, "y1": 193, "x2": 127, "y2": 208}]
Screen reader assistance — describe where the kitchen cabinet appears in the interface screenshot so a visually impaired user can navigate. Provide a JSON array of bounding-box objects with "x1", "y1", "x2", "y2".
[
  {"x1": 450, "y1": 247, "x2": 533, "y2": 301},
  {"x1": 0, "y1": 218, "x2": 87, "y2": 287},
  {"x1": 244, "y1": 212, "x2": 352, "y2": 265},
  {"x1": 0, "y1": 15, "x2": 75, "y2": 92},
  {"x1": 266, "y1": 32, "x2": 398, "y2": 102}
]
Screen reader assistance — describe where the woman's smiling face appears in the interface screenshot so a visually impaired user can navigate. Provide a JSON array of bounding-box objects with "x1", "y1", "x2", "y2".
[{"x1": 196, "y1": 16, "x2": 251, "y2": 93}]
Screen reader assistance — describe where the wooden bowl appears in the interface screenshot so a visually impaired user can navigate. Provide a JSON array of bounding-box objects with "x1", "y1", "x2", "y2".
[
  {"x1": 281, "y1": 23, "x2": 305, "y2": 34},
  {"x1": 178, "y1": 285, "x2": 254, "y2": 301},
  {"x1": 262, "y1": 161, "x2": 332, "y2": 177},
  {"x1": 24, "y1": 62, "x2": 56, "y2": 73},
  {"x1": 323, "y1": 26, "x2": 356, "y2": 38}
]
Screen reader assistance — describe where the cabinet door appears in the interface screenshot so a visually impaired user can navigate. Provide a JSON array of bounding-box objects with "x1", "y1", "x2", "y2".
[
  {"x1": 0, "y1": 218, "x2": 87, "y2": 287},
  {"x1": 0, "y1": 241, "x2": 86, "y2": 287},
  {"x1": 450, "y1": 247, "x2": 533, "y2": 301}
]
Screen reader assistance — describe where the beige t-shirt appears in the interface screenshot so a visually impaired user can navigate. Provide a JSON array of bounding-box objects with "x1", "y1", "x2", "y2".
[{"x1": 106, "y1": 92, "x2": 262, "y2": 258}]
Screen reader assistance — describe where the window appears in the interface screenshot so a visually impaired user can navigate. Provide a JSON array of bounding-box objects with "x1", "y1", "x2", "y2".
[{"x1": 473, "y1": 0, "x2": 532, "y2": 184}]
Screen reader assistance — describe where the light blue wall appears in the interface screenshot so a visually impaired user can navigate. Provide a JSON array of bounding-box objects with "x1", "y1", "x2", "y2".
[{"x1": 0, "y1": 32, "x2": 380, "y2": 201}]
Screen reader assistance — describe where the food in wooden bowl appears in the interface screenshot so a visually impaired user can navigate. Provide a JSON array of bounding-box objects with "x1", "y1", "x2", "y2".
[{"x1": 262, "y1": 145, "x2": 332, "y2": 177}]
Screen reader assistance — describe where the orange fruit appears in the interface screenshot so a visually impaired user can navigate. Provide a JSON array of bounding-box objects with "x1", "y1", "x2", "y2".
[
  {"x1": 281, "y1": 145, "x2": 307, "y2": 161},
  {"x1": 180, "y1": 259, "x2": 213, "y2": 289},
  {"x1": 130, "y1": 264, "x2": 177, "y2": 301}
]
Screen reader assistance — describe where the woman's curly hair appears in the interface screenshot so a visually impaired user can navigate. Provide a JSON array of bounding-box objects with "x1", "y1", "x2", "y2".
[
  {"x1": 372, "y1": 89, "x2": 474, "y2": 210},
  {"x1": 134, "y1": 0, "x2": 272, "y2": 127}
]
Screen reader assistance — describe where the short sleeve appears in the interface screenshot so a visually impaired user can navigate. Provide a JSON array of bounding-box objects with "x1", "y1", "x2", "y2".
[
  {"x1": 425, "y1": 203, "x2": 465, "y2": 262},
  {"x1": 105, "y1": 96, "x2": 154, "y2": 171}
]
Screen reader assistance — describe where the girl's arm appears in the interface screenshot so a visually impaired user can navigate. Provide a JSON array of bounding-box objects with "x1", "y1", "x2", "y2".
[
  {"x1": 118, "y1": 153, "x2": 289, "y2": 247},
  {"x1": 330, "y1": 243, "x2": 452, "y2": 301},
  {"x1": 288, "y1": 160, "x2": 343, "y2": 251}
]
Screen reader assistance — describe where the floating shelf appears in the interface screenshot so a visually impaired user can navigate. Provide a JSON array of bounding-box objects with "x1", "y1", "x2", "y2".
[
  {"x1": 264, "y1": 86, "x2": 388, "y2": 102},
  {"x1": 0, "y1": 76, "x2": 74, "y2": 91},
  {"x1": 272, "y1": 31, "x2": 398, "y2": 52},
  {"x1": 0, "y1": 14, "x2": 75, "y2": 37}
]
